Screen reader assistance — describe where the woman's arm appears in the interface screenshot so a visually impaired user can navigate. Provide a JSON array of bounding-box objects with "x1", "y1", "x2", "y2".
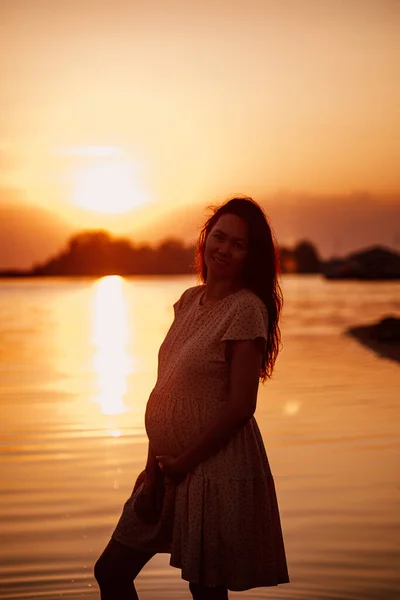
[
  {"x1": 136, "y1": 442, "x2": 164, "y2": 521},
  {"x1": 159, "y1": 338, "x2": 263, "y2": 477},
  {"x1": 144, "y1": 441, "x2": 159, "y2": 482}
]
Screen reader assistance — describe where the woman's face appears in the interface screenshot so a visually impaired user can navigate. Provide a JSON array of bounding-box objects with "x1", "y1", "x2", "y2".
[{"x1": 204, "y1": 213, "x2": 249, "y2": 283}]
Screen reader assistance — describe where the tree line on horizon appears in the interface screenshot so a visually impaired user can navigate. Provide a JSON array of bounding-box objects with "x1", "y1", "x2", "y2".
[{"x1": 2, "y1": 230, "x2": 321, "y2": 276}]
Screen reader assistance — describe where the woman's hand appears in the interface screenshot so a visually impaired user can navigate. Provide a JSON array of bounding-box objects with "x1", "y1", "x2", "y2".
[
  {"x1": 156, "y1": 455, "x2": 187, "y2": 483},
  {"x1": 135, "y1": 475, "x2": 163, "y2": 523}
]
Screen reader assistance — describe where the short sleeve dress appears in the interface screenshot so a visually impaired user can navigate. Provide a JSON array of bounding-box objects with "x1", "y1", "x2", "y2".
[{"x1": 112, "y1": 285, "x2": 290, "y2": 591}]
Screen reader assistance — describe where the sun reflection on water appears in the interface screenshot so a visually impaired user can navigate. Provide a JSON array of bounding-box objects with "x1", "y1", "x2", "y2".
[{"x1": 91, "y1": 276, "x2": 134, "y2": 415}]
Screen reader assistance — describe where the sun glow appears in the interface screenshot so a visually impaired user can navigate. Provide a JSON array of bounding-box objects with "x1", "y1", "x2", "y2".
[
  {"x1": 91, "y1": 276, "x2": 136, "y2": 415},
  {"x1": 72, "y1": 154, "x2": 150, "y2": 214}
]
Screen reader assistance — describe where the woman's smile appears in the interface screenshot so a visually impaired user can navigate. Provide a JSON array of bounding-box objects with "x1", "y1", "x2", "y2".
[{"x1": 213, "y1": 255, "x2": 229, "y2": 266}]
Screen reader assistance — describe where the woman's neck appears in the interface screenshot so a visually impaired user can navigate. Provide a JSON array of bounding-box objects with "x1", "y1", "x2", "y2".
[{"x1": 202, "y1": 277, "x2": 244, "y2": 304}]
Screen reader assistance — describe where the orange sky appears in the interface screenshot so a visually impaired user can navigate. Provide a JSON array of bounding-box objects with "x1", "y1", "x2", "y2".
[{"x1": 0, "y1": 0, "x2": 399, "y2": 242}]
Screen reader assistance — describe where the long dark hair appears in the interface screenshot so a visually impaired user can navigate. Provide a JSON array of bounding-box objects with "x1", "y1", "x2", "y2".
[{"x1": 195, "y1": 197, "x2": 283, "y2": 381}]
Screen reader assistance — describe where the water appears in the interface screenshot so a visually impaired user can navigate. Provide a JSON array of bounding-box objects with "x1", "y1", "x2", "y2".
[{"x1": 0, "y1": 275, "x2": 399, "y2": 600}]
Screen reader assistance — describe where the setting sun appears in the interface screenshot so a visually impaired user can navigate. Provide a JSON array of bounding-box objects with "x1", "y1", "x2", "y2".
[{"x1": 72, "y1": 157, "x2": 150, "y2": 214}]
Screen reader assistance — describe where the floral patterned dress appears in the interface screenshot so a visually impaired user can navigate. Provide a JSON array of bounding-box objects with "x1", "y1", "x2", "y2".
[{"x1": 112, "y1": 285, "x2": 290, "y2": 591}]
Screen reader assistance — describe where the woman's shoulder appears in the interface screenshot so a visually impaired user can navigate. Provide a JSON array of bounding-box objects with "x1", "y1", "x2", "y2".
[
  {"x1": 174, "y1": 285, "x2": 203, "y2": 312},
  {"x1": 220, "y1": 288, "x2": 269, "y2": 342},
  {"x1": 227, "y1": 288, "x2": 269, "y2": 324},
  {"x1": 236, "y1": 287, "x2": 267, "y2": 310},
  {"x1": 180, "y1": 284, "x2": 204, "y2": 302}
]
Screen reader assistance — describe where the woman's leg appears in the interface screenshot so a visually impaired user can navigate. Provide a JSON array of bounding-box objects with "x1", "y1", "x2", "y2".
[
  {"x1": 94, "y1": 538, "x2": 155, "y2": 600},
  {"x1": 189, "y1": 582, "x2": 229, "y2": 600}
]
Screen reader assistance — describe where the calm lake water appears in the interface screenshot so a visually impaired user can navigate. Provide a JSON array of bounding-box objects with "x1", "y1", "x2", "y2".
[{"x1": 0, "y1": 275, "x2": 399, "y2": 600}]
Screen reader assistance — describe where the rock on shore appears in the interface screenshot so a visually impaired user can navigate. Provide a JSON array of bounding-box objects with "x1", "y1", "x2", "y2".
[{"x1": 347, "y1": 316, "x2": 400, "y2": 363}]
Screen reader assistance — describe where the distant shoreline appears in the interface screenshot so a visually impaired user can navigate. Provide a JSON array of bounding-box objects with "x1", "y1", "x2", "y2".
[
  {"x1": 0, "y1": 271, "x2": 196, "y2": 278},
  {"x1": 2, "y1": 271, "x2": 400, "y2": 279},
  {"x1": 1, "y1": 238, "x2": 399, "y2": 279}
]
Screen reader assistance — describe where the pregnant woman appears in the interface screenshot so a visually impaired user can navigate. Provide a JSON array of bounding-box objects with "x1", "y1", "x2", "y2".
[{"x1": 94, "y1": 197, "x2": 290, "y2": 599}]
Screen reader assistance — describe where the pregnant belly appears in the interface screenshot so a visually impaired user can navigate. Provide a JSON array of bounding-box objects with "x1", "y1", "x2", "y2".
[{"x1": 144, "y1": 390, "x2": 205, "y2": 457}]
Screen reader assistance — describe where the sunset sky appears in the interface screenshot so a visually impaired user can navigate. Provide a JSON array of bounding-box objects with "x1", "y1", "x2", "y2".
[{"x1": 1, "y1": 0, "x2": 399, "y2": 268}]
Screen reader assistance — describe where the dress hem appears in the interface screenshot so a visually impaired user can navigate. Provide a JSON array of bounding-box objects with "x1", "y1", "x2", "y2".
[{"x1": 169, "y1": 559, "x2": 290, "y2": 591}]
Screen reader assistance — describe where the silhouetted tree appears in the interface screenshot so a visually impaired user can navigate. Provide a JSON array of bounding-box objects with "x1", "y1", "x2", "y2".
[
  {"x1": 21, "y1": 230, "x2": 323, "y2": 277},
  {"x1": 31, "y1": 230, "x2": 196, "y2": 276},
  {"x1": 293, "y1": 240, "x2": 321, "y2": 273}
]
